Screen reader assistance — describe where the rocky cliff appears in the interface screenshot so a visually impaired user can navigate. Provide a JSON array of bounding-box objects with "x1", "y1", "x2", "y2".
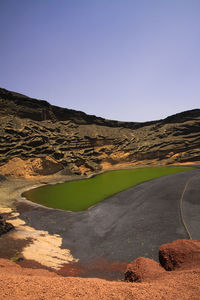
[{"x1": 0, "y1": 88, "x2": 199, "y2": 176}]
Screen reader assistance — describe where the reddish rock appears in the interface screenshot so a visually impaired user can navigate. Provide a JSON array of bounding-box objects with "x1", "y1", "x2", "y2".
[
  {"x1": 124, "y1": 256, "x2": 165, "y2": 282},
  {"x1": 1, "y1": 240, "x2": 200, "y2": 299},
  {"x1": 159, "y1": 239, "x2": 200, "y2": 271}
]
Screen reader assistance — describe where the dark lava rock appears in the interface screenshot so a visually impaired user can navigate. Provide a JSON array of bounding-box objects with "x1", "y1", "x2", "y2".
[
  {"x1": 0, "y1": 215, "x2": 14, "y2": 236},
  {"x1": 0, "y1": 175, "x2": 6, "y2": 182}
]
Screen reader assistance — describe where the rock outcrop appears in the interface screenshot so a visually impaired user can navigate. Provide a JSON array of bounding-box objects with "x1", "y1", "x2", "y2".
[
  {"x1": 0, "y1": 156, "x2": 63, "y2": 178},
  {"x1": 0, "y1": 215, "x2": 14, "y2": 236},
  {"x1": 159, "y1": 239, "x2": 200, "y2": 271},
  {"x1": 0, "y1": 88, "x2": 200, "y2": 176},
  {"x1": 124, "y1": 257, "x2": 165, "y2": 282},
  {"x1": 125, "y1": 239, "x2": 200, "y2": 283}
]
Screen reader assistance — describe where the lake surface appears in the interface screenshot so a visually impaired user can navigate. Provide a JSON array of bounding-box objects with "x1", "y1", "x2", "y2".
[{"x1": 22, "y1": 166, "x2": 193, "y2": 211}]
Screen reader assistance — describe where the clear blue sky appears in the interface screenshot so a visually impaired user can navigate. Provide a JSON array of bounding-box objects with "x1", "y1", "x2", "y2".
[{"x1": 0, "y1": 0, "x2": 200, "y2": 122}]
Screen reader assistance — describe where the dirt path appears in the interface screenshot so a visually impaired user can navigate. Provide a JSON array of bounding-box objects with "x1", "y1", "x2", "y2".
[{"x1": 179, "y1": 174, "x2": 200, "y2": 239}]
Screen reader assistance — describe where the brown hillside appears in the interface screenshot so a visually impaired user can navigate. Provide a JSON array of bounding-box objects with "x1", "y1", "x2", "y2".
[{"x1": 0, "y1": 88, "x2": 200, "y2": 176}]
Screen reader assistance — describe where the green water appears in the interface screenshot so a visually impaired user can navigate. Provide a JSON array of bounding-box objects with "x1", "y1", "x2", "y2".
[{"x1": 23, "y1": 166, "x2": 194, "y2": 211}]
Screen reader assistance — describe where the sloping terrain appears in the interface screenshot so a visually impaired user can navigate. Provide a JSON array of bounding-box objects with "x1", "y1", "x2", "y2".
[
  {"x1": 0, "y1": 239, "x2": 200, "y2": 299},
  {"x1": 0, "y1": 88, "x2": 200, "y2": 299},
  {"x1": 0, "y1": 88, "x2": 200, "y2": 176}
]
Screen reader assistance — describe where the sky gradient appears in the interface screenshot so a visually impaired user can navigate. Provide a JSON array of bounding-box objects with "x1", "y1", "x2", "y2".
[{"x1": 1, "y1": 0, "x2": 200, "y2": 122}]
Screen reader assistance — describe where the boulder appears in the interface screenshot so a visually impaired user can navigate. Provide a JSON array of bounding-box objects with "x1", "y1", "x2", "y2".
[
  {"x1": 125, "y1": 256, "x2": 165, "y2": 282},
  {"x1": 0, "y1": 174, "x2": 6, "y2": 182},
  {"x1": 0, "y1": 215, "x2": 14, "y2": 236},
  {"x1": 159, "y1": 239, "x2": 200, "y2": 271}
]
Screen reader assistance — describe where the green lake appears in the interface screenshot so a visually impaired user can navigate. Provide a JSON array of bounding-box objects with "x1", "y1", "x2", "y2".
[{"x1": 22, "y1": 166, "x2": 194, "y2": 211}]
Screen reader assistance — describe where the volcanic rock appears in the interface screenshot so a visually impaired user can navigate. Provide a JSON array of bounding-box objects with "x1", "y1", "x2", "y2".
[
  {"x1": 0, "y1": 174, "x2": 6, "y2": 182},
  {"x1": 0, "y1": 215, "x2": 14, "y2": 236},
  {"x1": 0, "y1": 87, "x2": 200, "y2": 176},
  {"x1": 159, "y1": 239, "x2": 200, "y2": 271},
  {"x1": 125, "y1": 256, "x2": 165, "y2": 282},
  {"x1": 0, "y1": 156, "x2": 63, "y2": 177}
]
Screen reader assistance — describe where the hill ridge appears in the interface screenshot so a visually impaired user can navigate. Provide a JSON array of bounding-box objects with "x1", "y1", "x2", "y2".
[{"x1": 0, "y1": 87, "x2": 200, "y2": 176}]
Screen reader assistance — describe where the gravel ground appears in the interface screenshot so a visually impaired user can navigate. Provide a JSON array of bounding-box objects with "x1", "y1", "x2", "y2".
[{"x1": 0, "y1": 257, "x2": 200, "y2": 300}]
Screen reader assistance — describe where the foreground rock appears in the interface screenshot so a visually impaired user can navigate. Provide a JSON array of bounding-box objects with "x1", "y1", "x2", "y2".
[
  {"x1": 125, "y1": 239, "x2": 200, "y2": 286},
  {"x1": 0, "y1": 215, "x2": 14, "y2": 236},
  {"x1": 124, "y1": 257, "x2": 165, "y2": 282},
  {"x1": 159, "y1": 239, "x2": 200, "y2": 270},
  {"x1": 0, "y1": 88, "x2": 200, "y2": 177}
]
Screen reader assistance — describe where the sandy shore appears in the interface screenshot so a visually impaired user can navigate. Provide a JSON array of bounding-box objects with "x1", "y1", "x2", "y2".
[{"x1": 0, "y1": 173, "x2": 81, "y2": 269}]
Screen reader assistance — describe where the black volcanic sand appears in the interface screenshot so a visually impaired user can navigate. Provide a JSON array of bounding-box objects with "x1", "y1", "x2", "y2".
[{"x1": 1, "y1": 168, "x2": 200, "y2": 279}]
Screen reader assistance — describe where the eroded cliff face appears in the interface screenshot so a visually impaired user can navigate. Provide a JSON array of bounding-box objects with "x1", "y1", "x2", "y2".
[{"x1": 0, "y1": 88, "x2": 200, "y2": 176}]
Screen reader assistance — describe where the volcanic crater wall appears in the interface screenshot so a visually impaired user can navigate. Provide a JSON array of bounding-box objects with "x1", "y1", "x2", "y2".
[{"x1": 0, "y1": 88, "x2": 200, "y2": 176}]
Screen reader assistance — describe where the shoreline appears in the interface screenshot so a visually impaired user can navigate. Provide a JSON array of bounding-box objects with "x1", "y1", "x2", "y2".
[
  {"x1": 0, "y1": 162, "x2": 200, "y2": 275},
  {"x1": 20, "y1": 164, "x2": 198, "y2": 213}
]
